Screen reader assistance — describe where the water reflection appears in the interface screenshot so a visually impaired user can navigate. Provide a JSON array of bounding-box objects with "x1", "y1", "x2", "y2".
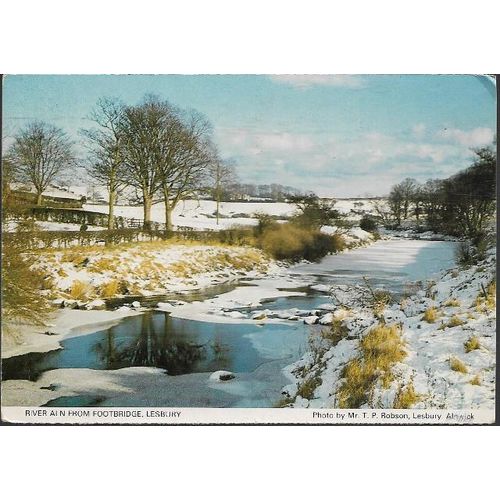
[
  {"x1": 2, "y1": 311, "x2": 307, "y2": 381},
  {"x1": 93, "y1": 313, "x2": 221, "y2": 374}
]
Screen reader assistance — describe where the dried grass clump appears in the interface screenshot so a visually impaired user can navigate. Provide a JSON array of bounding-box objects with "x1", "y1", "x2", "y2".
[
  {"x1": 444, "y1": 298, "x2": 460, "y2": 308},
  {"x1": 464, "y1": 336, "x2": 480, "y2": 353},
  {"x1": 449, "y1": 357, "x2": 468, "y2": 374},
  {"x1": 88, "y1": 257, "x2": 119, "y2": 273},
  {"x1": 469, "y1": 374, "x2": 481, "y2": 386},
  {"x1": 474, "y1": 280, "x2": 496, "y2": 312},
  {"x1": 336, "y1": 323, "x2": 406, "y2": 408},
  {"x1": 69, "y1": 280, "x2": 94, "y2": 301},
  {"x1": 447, "y1": 315, "x2": 466, "y2": 328},
  {"x1": 393, "y1": 382, "x2": 421, "y2": 409},
  {"x1": 99, "y1": 280, "x2": 120, "y2": 298},
  {"x1": 422, "y1": 307, "x2": 440, "y2": 323}
]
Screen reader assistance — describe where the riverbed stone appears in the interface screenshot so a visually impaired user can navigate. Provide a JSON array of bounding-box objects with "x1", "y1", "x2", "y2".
[
  {"x1": 85, "y1": 299, "x2": 106, "y2": 310},
  {"x1": 209, "y1": 370, "x2": 236, "y2": 382},
  {"x1": 304, "y1": 316, "x2": 319, "y2": 325},
  {"x1": 252, "y1": 311, "x2": 267, "y2": 320},
  {"x1": 319, "y1": 312, "x2": 334, "y2": 325}
]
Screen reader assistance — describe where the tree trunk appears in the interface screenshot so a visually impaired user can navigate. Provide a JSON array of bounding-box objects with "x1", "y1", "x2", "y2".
[
  {"x1": 143, "y1": 194, "x2": 152, "y2": 230},
  {"x1": 36, "y1": 191, "x2": 43, "y2": 206},
  {"x1": 165, "y1": 201, "x2": 174, "y2": 231},
  {"x1": 216, "y1": 189, "x2": 220, "y2": 225},
  {"x1": 108, "y1": 190, "x2": 116, "y2": 230}
]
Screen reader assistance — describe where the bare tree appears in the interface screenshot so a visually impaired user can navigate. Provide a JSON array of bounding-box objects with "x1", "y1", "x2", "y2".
[
  {"x1": 119, "y1": 96, "x2": 166, "y2": 229},
  {"x1": 208, "y1": 152, "x2": 237, "y2": 225},
  {"x1": 398, "y1": 178, "x2": 418, "y2": 219},
  {"x1": 81, "y1": 97, "x2": 126, "y2": 229},
  {"x1": 7, "y1": 121, "x2": 75, "y2": 205},
  {"x1": 388, "y1": 184, "x2": 405, "y2": 226},
  {"x1": 155, "y1": 107, "x2": 215, "y2": 231}
]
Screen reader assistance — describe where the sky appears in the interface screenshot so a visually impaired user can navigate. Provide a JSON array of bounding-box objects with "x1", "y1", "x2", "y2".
[{"x1": 2, "y1": 74, "x2": 496, "y2": 197}]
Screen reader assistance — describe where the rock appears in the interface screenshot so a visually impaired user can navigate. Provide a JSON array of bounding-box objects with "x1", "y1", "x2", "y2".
[
  {"x1": 304, "y1": 316, "x2": 319, "y2": 325},
  {"x1": 318, "y1": 303, "x2": 336, "y2": 311},
  {"x1": 252, "y1": 311, "x2": 267, "y2": 320},
  {"x1": 319, "y1": 312, "x2": 334, "y2": 325},
  {"x1": 85, "y1": 299, "x2": 106, "y2": 310},
  {"x1": 276, "y1": 312, "x2": 292, "y2": 319},
  {"x1": 287, "y1": 315, "x2": 300, "y2": 321},
  {"x1": 224, "y1": 311, "x2": 246, "y2": 319},
  {"x1": 209, "y1": 370, "x2": 235, "y2": 382},
  {"x1": 63, "y1": 300, "x2": 78, "y2": 309},
  {"x1": 52, "y1": 298, "x2": 65, "y2": 307},
  {"x1": 131, "y1": 301, "x2": 141, "y2": 308}
]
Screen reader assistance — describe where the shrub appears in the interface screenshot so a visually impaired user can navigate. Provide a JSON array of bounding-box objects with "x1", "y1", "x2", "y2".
[
  {"x1": 359, "y1": 216, "x2": 377, "y2": 232},
  {"x1": 320, "y1": 319, "x2": 349, "y2": 346},
  {"x1": 1, "y1": 238, "x2": 51, "y2": 326},
  {"x1": 455, "y1": 241, "x2": 475, "y2": 266},
  {"x1": 464, "y1": 336, "x2": 480, "y2": 353},
  {"x1": 274, "y1": 396, "x2": 295, "y2": 408},
  {"x1": 253, "y1": 212, "x2": 278, "y2": 236},
  {"x1": 259, "y1": 223, "x2": 344, "y2": 262},
  {"x1": 296, "y1": 374, "x2": 322, "y2": 400},
  {"x1": 444, "y1": 298, "x2": 460, "y2": 307},
  {"x1": 449, "y1": 357, "x2": 468, "y2": 374},
  {"x1": 469, "y1": 375, "x2": 481, "y2": 386},
  {"x1": 393, "y1": 382, "x2": 421, "y2": 409}
]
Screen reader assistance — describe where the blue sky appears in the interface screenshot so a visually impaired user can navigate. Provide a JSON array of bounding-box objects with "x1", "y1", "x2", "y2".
[{"x1": 2, "y1": 74, "x2": 496, "y2": 196}]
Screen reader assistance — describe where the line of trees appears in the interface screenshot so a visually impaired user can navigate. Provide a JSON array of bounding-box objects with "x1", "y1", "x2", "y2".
[
  {"x1": 385, "y1": 145, "x2": 496, "y2": 238},
  {"x1": 4, "y1": 94, "x2": 237, "y2": 230}
]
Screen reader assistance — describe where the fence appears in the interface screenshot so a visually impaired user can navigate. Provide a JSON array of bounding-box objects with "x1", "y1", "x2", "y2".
[
  {"x1": 29, "y1": 207, "x2": 170, "y2": 231},
  {"x1": 2, "y1": 227, "x2": 254, "y2": 250},
  {"x1": 31, "y1": 207, "x2": 111, "y2": 227}
]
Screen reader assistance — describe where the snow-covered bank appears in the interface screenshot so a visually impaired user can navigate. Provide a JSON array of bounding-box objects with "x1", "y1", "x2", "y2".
[
  {"x1": 1, "y1": 356, "x2": 292, "y2": 408},
  {"x1": 280, "y1": 250, "x2": 496, "y2": 410},
  {"x1": 31, "y1": 242, "x2": 277, "y2": 308},
  {"x1": 156, "y1": 275, "x2": 312, "y2": 324},
  {"x1": 2, "y1": 308, "x2": 141, "y2": 359}
]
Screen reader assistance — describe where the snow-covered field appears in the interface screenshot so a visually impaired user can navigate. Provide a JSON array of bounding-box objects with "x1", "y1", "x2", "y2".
[
  {"x1": 84, "y1": 200, "x2": 295, "y2": 230},
  {"x1": 83, "y1": 198, "x2": 380, "y2": 231},
  {"x1": 3, "y1": 220, "x2": 104, "y2": 232}
]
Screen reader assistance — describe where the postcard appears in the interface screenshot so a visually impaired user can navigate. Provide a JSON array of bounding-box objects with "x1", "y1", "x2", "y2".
[{"x1": 1, "y1": 74, "x2": 496, "y2": 424}]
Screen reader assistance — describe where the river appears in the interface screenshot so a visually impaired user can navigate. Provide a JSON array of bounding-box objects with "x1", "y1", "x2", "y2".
[{"x1": 1, "y1": 239, "x2": 458, "y2": 408}]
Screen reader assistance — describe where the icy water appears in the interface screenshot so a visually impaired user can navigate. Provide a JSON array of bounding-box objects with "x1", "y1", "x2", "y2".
[
  {"x1": 2, "y1": 312, "x2": 307, "y2": 381},
  {"x1": 292, "y1": 239, "x2": 458, "y2": 294},
  {"x1": 2, "y1": 239, "x2": 458, "y2": 407}
]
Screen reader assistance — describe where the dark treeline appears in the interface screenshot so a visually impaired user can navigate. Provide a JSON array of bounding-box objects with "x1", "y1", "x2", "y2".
[
  {"x1": 216, "y1": 182, "x2": 302, "y2": 202},
  {"x1": 385, "y1": 145, "x2": 496, "y2": 240}
]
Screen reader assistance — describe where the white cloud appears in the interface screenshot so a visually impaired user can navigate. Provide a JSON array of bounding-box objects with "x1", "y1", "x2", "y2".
[
  {"x1": 411, "y1": 123, "x2": 426, "y2": 139},
  {"x1": 268, "y1": 75, "x2": 364, "y2": 89},
  {"x1": 215, "y1": 124, "x2": 493, "y2": 197},
  {"x1": 436, "y1": 127, "x2": 494, "y2": 147}
]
